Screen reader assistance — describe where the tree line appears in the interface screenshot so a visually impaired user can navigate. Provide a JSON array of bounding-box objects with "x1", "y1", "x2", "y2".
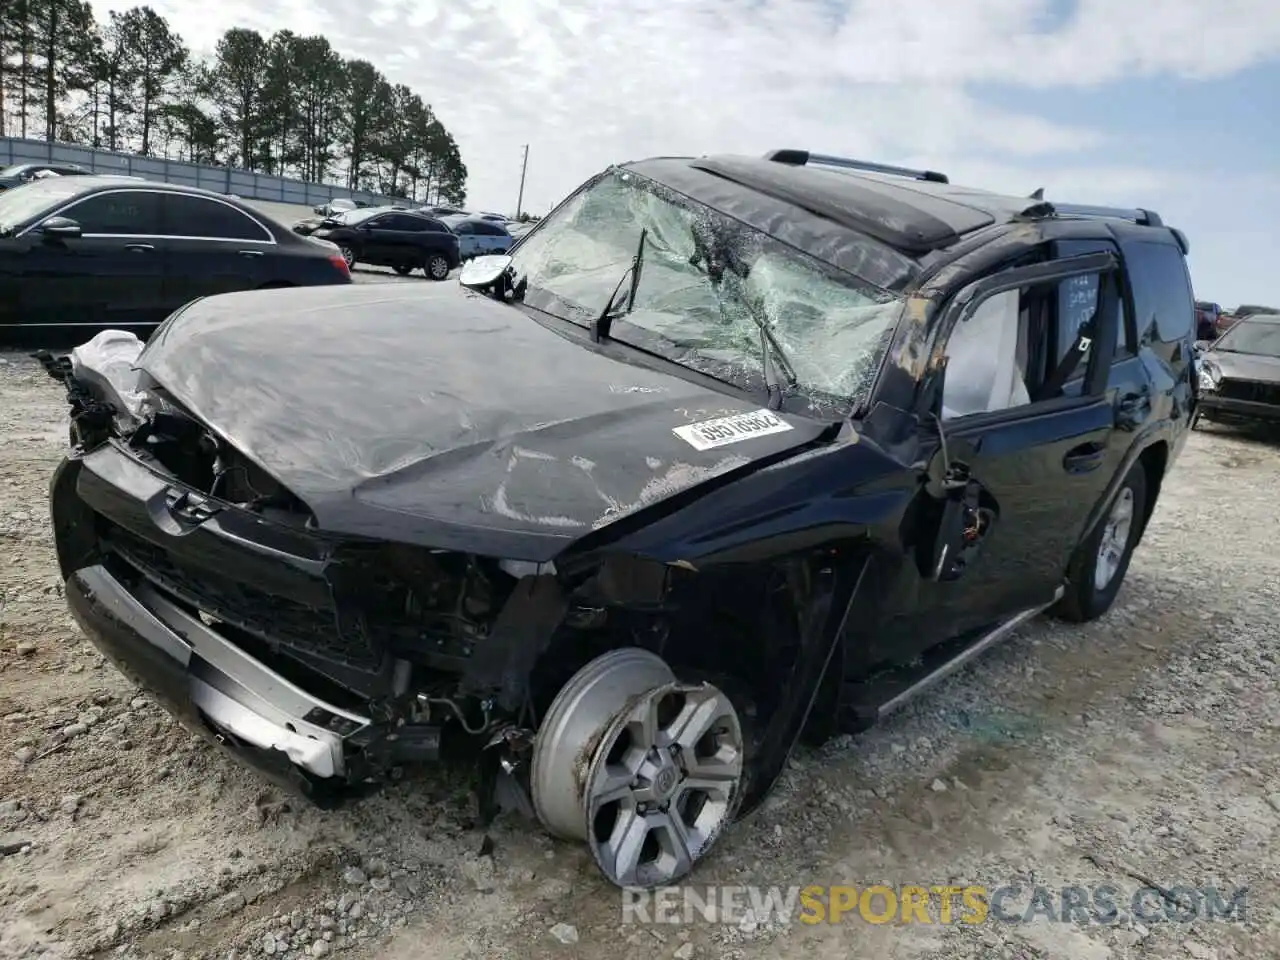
[{"x1": 0, "y1": 2, "x2": 467, "y2": 204}]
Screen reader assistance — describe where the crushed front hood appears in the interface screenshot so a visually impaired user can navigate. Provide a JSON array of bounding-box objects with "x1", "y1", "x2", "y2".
[
  {"x1": 138, "y1": 284, "x2": 832, "y2": 560},
  {"x1": 1209, "y1": 351, "x2": 1280, "y2": 383}
]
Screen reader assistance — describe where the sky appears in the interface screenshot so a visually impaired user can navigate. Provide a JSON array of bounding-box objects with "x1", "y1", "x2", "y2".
[{"x1": 88, "y1": 0, "x2": 1280, "y2": 307}]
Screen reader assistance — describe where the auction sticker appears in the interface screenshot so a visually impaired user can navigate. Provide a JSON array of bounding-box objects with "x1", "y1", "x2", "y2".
[{"x1": 672, "y1": 409, "x2": 794, "y2": 451}]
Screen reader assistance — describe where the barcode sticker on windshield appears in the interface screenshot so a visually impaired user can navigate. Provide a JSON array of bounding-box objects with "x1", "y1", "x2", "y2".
[{"x1": 672, "y1": 409, "x2": 794, "y2": 451}]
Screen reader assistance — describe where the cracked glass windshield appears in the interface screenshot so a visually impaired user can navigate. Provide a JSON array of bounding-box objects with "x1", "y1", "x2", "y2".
[{"x1": 508, "y1": 169, "x2": 904, "y2": 413}]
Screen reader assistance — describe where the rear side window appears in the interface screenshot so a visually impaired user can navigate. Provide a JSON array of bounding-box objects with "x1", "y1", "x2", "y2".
[
  {"x1": 475, "y1": 221, "x2": 508, "y2": 236},
  {"x1": 162, "y1": 194, "x2": 271, "y2": 241},
  {"x1": 423, "y1": 219, "x2": 448, "y2": 233},
  {"x1": 66, "y1": 191, "x2": 163, "y2": 235},
  {"x1": 1123, "y1": 240, "x2": 1194, "y2": 344}
]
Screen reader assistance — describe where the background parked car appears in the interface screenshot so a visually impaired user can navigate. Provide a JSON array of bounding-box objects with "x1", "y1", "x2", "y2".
[
  {"x1": 1195, "y1": 300, "x2": 1221, "y2": 341},
  {"x1": 1194, "y1": 313, "x2": 1280, "y2": 428},
  {"x1": 292, "y1": 215, "x2": 325, "y2": 236},
  {"x1": 310, "y1": 207, "x2": 460, "y2": 278},
  {"x1": 313, "y1": 198, "x2": 357, "y2": 217},
  {"x1": 0, "y1": 162, "x2": 90, "y2": 191},
  {"x1": 441, "y1": 214, "x2": 516, "y2": 259},
  {"x1": 419, "y1": 204, "x2": 468, "y2": 217},
  {"x1": 0, "y1": 175, "x2": 351, "y2": 336}
]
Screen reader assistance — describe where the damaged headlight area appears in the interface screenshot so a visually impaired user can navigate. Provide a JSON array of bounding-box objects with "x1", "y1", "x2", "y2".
[{"x1": 1198, "y1": 362, "x2": 1220, "y2": 391}]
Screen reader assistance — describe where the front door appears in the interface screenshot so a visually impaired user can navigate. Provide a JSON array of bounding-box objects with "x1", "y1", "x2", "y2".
[
  {"x1": 867, "y1": 253, "x2": 1124, "y2": 665},
  {"x1": 16, "y1": 189, "x2": 168, "y2": 330}
]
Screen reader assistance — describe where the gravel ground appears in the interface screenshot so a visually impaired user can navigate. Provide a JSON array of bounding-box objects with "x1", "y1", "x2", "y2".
[{"x1": 1, "y1": 344, "x2": 1278, "y2": 960}]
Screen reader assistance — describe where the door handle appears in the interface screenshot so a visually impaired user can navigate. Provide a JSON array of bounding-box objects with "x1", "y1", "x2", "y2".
[
  {"x1": 124, "y1": 243, "x2": 154, "y2": 252},
  {"x1": 237, "y1": 249, "x2": 264, "y2": 258},
  {"x1": 1116, "y1": 390, "x2": 1151, "y2": 431},
  {"x1": 1063, "y1": 442, "x2": 1105, "y2": 474}
]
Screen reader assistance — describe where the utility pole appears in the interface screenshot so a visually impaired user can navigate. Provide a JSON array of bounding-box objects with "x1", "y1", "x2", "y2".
[{"x1": 515, "y1": 144, "x2": 529, "y2": 220}]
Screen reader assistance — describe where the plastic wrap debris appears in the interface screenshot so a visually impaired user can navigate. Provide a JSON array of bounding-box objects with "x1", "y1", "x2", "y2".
[{"x1": 69, "y1": 330, "x2": 148, "y2": 428}]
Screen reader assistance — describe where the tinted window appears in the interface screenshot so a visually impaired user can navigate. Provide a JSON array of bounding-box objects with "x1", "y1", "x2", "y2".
[
  {"x1": 1057, "y1": 272, "x2": 1100, "y2": 363},
  {"x1": 423, "y1": 219, "x2": 447, "y2": 233},
  {"x1": 1123, "y1": 240, "x2": 1194, "y2": 344},
  {"x1": 65, "y1": 191, "x2": 163, "y2": 234},
  {"x1": 451, "y1": 221, "x2": 474, "y2": 234},
  {"x1": 474, "y1": 221, "x2": 508, "y2": 236},
  {"x1": 386, "y1": 214, "x2": 425, "y2": 231},
  {"x1": 161, "y1": 194, "x2": 270, "y2": 241}
]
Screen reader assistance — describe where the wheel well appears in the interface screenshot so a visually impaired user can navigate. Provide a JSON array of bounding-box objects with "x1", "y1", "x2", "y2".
[{"x1": 1136, "y1": 440, "x2": 1168, "y2": 533}]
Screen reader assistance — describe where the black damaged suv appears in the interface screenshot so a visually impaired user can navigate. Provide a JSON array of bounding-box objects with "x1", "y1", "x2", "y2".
[{"x1": 47, "y1": 149, "x2": 1196, "y2": 891}]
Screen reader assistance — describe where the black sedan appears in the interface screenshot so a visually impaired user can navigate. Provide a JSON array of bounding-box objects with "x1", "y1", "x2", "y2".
[
  {"x1": 310, "y1": 207, "x2": 460, "y2": 279},
  {"x1": 0, "y1": 162, "x2": 90, "y2": 191},
  {"x1": 0, "y1": 176, "x2": 351, "y2": 335},
  {"x1": 1194, "y1": 313, "x2": 1280, "y2": 427}
]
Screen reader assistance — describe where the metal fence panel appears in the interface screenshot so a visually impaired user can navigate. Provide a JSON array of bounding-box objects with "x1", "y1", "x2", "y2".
[{"x1": 0, "y1": 135, "x2": 401, "y2": 209}]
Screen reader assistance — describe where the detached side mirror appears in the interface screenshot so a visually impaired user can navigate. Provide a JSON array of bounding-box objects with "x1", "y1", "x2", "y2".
[
  {"x1": 38, "y1": 216, "x2": 82, "y2": 240},
  {"x1": 459, "y1": 255, "x2": 515, "y2": 299}
]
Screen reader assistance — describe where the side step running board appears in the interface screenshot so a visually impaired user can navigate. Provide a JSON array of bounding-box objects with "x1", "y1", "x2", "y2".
[{"x1": 839, "y1": 585, "x2": 1064, "y2": 729}]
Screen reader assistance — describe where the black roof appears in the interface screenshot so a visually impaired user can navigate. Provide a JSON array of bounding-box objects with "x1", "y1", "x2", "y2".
[{"x1": 623, "y1": 152, "x2": 1168, "y2": 258}]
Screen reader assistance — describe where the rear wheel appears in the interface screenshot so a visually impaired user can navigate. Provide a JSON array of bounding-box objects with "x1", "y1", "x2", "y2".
[
  {"x1": 425, "y1": 254, "x2": 451, "y2": 281},
  {"x1": 338, "y1": 245, "x2": 356, "y2": 269},
  {"x1": 1051, "y1": 463, "x2": 1148, "y2": 623}
]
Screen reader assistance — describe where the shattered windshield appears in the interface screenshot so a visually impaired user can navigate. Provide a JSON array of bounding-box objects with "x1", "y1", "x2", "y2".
[
  {"x1": 507, "y1": 169, "x2": 903, "y2": 413},
  {"x1": 1215, "y1": 319, "x2": 1280, "y2": 357}
]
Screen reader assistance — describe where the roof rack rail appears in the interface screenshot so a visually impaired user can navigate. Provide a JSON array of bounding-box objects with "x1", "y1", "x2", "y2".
[
  {"x1": 763, "y1": 149, "x2": 949, "y2": 184},
  {"x1": 1036, "y1": 201, "x2": 1164, "y2": 228}
]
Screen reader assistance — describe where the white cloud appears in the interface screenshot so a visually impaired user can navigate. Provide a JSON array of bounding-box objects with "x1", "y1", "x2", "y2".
[{"x1": 91, "y1": 0, "x2": 1280, "y2": 303}]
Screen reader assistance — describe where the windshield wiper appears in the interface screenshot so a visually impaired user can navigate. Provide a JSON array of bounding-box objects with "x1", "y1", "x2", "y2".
[
  {"x1": 755, "y1": 317, "x2": 798, "y2": 409},
  {"x1": 591, "y1": 227, "x2": 647, "y2": 342}
]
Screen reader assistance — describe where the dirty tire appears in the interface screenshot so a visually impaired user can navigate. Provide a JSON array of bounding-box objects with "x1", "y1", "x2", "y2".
[
  {"x1": 1051, "y1": 462, "x2": 1149, "y2": 623},
  {"x1": 425, "y1": 255, "x2": 451, "y2": 281},
  {"x1": 392, "y1": 264, "x2": 413, "y2": 276}
]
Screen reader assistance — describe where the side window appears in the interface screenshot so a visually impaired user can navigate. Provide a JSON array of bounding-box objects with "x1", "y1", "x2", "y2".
[
  {"x1": 1122, "y1": 240, "x2": 1194, "y2": 345},
  {"x1": 475, "y1": 222, "x2": 505, "y2": 237},
  {"x1": 941, "y1": 270, "x2": 1109, "y2": 421},
  {"x1": 452, "y1": 221, "x2": 474, "y2": 235},
  {"x1": 161, "y1": 194, "x2": 271, "y2": 241},
  {"x1": 393, "y1": 216, "x2": 427, "y2": 232},
  {"x1": 422, "y1": 220, "x2": 447, "y2": 233},
  {"x1": 65, "y1": 191, "x2": 163, "y2": 235}
]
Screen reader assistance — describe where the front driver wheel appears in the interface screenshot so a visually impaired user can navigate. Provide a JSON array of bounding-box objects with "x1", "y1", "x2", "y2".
[
  {"x1": 425, "y1": 255, "x2": 451, "y2": 280},
  {"x1": 1051, "y1": 462, "x2": 1149, "y2": 623},
  {"x1": 338, "y1": 245, "x2": 356, "y2": 269}
]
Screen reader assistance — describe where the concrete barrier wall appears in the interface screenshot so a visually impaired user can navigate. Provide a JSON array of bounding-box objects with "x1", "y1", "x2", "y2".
[{"x1": 0, "y1": 136, "x2": 400, "y2": 208}]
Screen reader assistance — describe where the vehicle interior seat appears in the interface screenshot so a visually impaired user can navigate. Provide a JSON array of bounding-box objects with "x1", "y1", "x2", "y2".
[{"x1": 941, "y1": 289, "x2": 1031, "y2": 419}]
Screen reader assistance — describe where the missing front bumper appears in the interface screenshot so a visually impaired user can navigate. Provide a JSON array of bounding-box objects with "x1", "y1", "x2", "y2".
[{"x1": 65, "y1": 564, "x2": 391, "y2": 803}]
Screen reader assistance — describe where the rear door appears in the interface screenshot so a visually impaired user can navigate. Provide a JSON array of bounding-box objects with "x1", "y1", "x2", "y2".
[
  {"x1": 450, "y1": 219, "x2": 478, "y2": 258},
  {"x1": 474, "y1": 220, "x2": 512, "y2": 254},
  {"x1": 160, "y1": 193, "x2": 274, "y2": 305},
  {"x1": 18, "y1": 189, "x2": 169, "y2": 329},
  {"x1": 380, "y1": 214, "x2": 428, "y2": 267}
]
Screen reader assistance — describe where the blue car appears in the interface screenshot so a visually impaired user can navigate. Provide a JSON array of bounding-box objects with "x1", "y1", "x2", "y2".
[{"x1": 442, "y1": 215, "x2": 515, "y2": 259}]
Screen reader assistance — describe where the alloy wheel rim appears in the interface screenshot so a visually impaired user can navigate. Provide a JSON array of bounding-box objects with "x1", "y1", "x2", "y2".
[
  {"x1": 584, "y1": 681, "x2": 744, "y2": 888},
  {"x1": 339, "y1": 246, "x2": 354, "y2": 267},
  {"x1": 1095, "y1": 486, "x2": 1135, "y2": 591},
  {"x1": 429, "y1": 256, "x2": 449, "y2": 279}
]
